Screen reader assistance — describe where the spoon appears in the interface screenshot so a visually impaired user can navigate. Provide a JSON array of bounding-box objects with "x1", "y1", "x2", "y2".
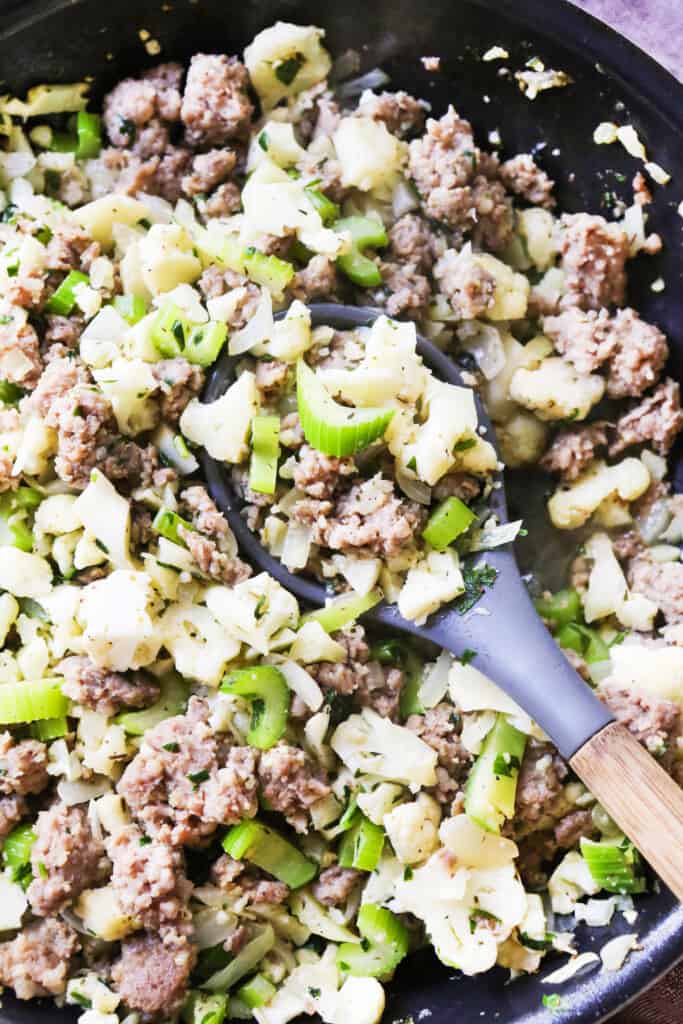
[{"x1": 202, "y1": 302, "x2": 683, "y2": 900}]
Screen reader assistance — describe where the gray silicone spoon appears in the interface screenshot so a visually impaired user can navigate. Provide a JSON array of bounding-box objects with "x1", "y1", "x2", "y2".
[{"x1": 202, "y1": 303, "x2": 683, "y2": 898}]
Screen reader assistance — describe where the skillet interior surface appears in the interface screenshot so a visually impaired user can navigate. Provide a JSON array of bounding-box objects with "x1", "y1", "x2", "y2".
[{"x1": 0, "y1": 0, "x2": 682, "y2": 1021}]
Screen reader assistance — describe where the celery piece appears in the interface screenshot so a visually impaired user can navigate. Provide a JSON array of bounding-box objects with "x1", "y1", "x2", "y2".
[
  {"x1": 335, "y1": 216, "x2": 388, "y2": 288},
  {"x1": 235, "y1": 974, "x2": 276, "y2": 1009},
  {"x1": 304, "y1": 185, "x2": 340, "y2": 225},
  {"x1": 301, "y1": 590, "x2": 383, "y2": 633},
  {"x1": 297, "y1": 358, "x2": 394, "y2": 456},
  {"x1": 422, "y1": 497, "x2": 476, "y2": 551},
  {"x1": 2, "y1": 822, "x2": 36, "y2": 868},
  {"x1": 182, "y1": 991, "x2": 228, "y2": 1024},
  {"x1": 151, "y1": 303, "x2": 191, "y2": 358},
  {"x1": 196, "y1": 228, "x2": 246, "y2": 273},
  {"x1": 8, "y1": 519, "x2": 34, "y2": 552},
  {"x1": 113, "y1": 294, "x2": 147, "y2": 325},
  {"x1": 44, "y1": 270, "x2": 89, "y2": 315},
  {"x1": 185, "y1": 322, "x2": 228, "y2": 367},
  {"x1": 338, "y1": 813, "x2": 384, "y2": 872},
  {"x1": 370, "y1": 641, "x2": 425, "y2": 721},
  {"x1": 243, "y1": 247, "x2": 294, "y2": 297},
  {"x1": 0, "y1": 678, "x2": 69, "y2": 725},
  {"x1": 465, "y1": 713, "x2": 527, "y2": 833},
  {"x1": 337, "y1": 904, "x2": 409, "y2": 982},
  {"x1": 152, "y1": 506, "x2": 194, "y2": 547},
  {"x1": 12, "y1": 486, "x2": 42, "y2": 511},
  {"x1": 220, "y1": 666, "x2": 290, "y2": 750},
  {"x1": 534, "y1": 588, "x2": 582, "y2": 628},
  {"x1": 201, "y1": 925, "x2": 276, "y2": 993},
  {"x1": 580, "y1": 837, "x2": 647, "y2": 894},
  {"x1": 249, "y1": 415, "x2": 280, "y2": 496},
  {"x1": 30, "y1": 716, "x2": 69, "y2": 740},
  {"x1": 115, "y1": 673, "x2": 189, "y2": 736},
  {"x1": 76, "y1": 110, "x2": 102, "y2": 159},
  {"x1": 223, "y1": 820, "x2": 317, "y2": 889},
  {"x1": 557, "y1": 623, "x2": 609, "y2": 665}
]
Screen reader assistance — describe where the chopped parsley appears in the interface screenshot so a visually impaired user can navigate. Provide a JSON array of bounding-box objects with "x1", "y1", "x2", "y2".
[
  {"x1": 403, "y1": 866, "x2": 414, "y2": 881},
  {"x1": 275, "y1": 52, "x2": 306, "y2": 86},
  {"x1": 520, "y1": 931, "x2": 554, "y2": 951},
  {"x1": 453, "y1": 562, "x2": 498, "y2": 614},
  {"x1": 37, "y1": 861, "x2": 48, "y2": 879},
  {"x1": 453, "y1": 437, "x2": 477, "y2": 453},
  {"x1": 460, "y1": 648, "x2": 477, "y2": 665},
  {"x1": 137, "y1": 217, "x2": 152, "y2": 229},
  {"x1": 542, "y1": 993, "x2": 563, "y2": 1011},
  {"x1": 163, "y1": 742, "x2": 180, "y2": 752},
  {"x1": 0, "y1": 203, "x2": 17, "y2": 223},
  {"x1": 492, "y1": 752, "x2": 521, "y2": 778},
  {"x1": 188, "y1": 769, "x2": 210, "y2": 788},
  {"x1": 139, "y1": 835, "x2": 152, "y2": 846},
  {"x1": 70, "y1": 993, "x2": 92, "y2": 1009},
  {"x1": 308, "y1": 987, "x2": 321, "y2": 999},
  {"x1": 258, "y1": 131, "x2": 269, "y2": 151},
  {"x1": 118, "y1": 117, "x2": 137, "y2": 142},
  {"x1": 469, "y1": 908, "x2": 500, "y2": 933}
]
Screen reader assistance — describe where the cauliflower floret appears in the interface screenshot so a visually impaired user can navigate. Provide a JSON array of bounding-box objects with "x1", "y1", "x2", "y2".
[
  {"x1": 93, "y1": 358, "x2": 159, "y2": 435},
  {"x1": 77, "y1": 570, "x2": 161, "y2": 670},
  {"x1": 245, "y1": 22, "x2": 332, "y2": 111},
  {"x1": 482, "y1": 333, "x2": 553, "y2": 425},
  {"x1": 74, "y1": 469, "x2": 134, "y2": 570},
  {"x1": 247, "y1": 121, "x2": 306, "y2": 171},
  {"x1": 331, "y1": 707, "x2": 438, "y2": 789},
  {"x1": 138, "y1": 223, "x2": 202, "y2": 295},
  {"x1": 548, "y1": 851, "x2": 600, "y2": 914},
  {"x1": 333, "y1": 116, "x2": 406, "y2": 195},
  {"x1": 496, "y1": 411, "x2": 548, "y2": 467},
  {"x1": 75, "y1": 194, "x2": 151, "y2": 248},
  {"x1": 548, "y1": 458, "x2": 651, "y2": 530},
  {"x1": 206, "y1": 572, "x2": 299, "y2": 654},
  {"x1": 180, "y1": 370, "x2": 259, "y2": 463},
  {"x1": 74, "y1": 886, "x2": 134, "y2": 942},
  {"x1": 398, "y1": 549, "x2": 465, "y2": 624},
  {"x1": 517, "y1": 208, "x2": 558, "y2": 271},
  {"x1": 0, "y1": 548, "x2": 53, "y2": 599},
  {"x1": 35, "y1": 494, "x2": 81, "y2": 536},
  {"x1": 12, "y1": 416, "x2": 56, "y2": 477},
  {"x1": 357, "y1": 782, "x2": 404, "y2": 825},
  {"x1": 78, "y1": 710, "x2": 129, "y2": 776},
  {"x1": 604, "y1": 642, "x2": 683, "y2": 708},
  {"x1": 333, "y1": 977, "x2": 385, "y2": 1024},
  {"x1": 510, "y1": 356, "x2": 605, "y2": 421},
  {"x1": 289, "y1": 621, "x2": 346, "y2": 664},
  {"x1": 405, "y1": 378, "x2": 479, "y2": 485},
  {"x1": 383, "y1": 794, "x2": 441, "y2": 865},
  {"x1": 160, "y1": 600, "x2": 240, "y2": 686},
  {"x1": 260, "y1": 300, "x2": 312, "y2": 362},
  {"x1": 472, "y1": 253, "x2": 530, "y2": 320},
  {"x1": 583, "y1": 532, "x2": 657, "y2": 631}
]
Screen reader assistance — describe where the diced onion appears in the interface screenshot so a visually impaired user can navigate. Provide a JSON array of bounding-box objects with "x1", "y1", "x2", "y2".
[
  {"x1": 58, "y1": 777, "x2": 112, "y2": 806},
  {"x1": 542, "y1": 952, "x2": 600, "y2": 985},
  {"x1": 336, "y1": 69, "x2": 390, "y2": 99},
  {"x1": 395, "y1": 464, "x2": 432, "y2": 505},
  {"x1": 275, "y1": 658, "x2": 324, "y2": 711},
  {"x1": 281, "y1": 522, "x2": 313, "y2": 571},
  {"x1": 418, "y1": 651, "x2": 452, "y2": 709},
  {"x1": 600, "y1": 933, "x2": 638, "y2": 971},
  {"x1": 457, "y1": 323, "x2": 506, "y2": 380},
  {"x1": 229, "y1": 288, "x2": 273, "y2": 355}
]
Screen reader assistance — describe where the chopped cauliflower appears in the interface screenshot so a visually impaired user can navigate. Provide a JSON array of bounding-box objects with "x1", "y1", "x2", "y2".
[
  {"x1": 548, "y1": 458, "x2": 650, "y2": 529},
  {"x1": 510, "y1": 356, "x2": 605, "y2": 421}
]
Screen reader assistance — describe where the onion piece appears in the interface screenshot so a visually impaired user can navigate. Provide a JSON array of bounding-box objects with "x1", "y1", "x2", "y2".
[
  {"x1": 457, "y1": 322, "x2": 506, "y2": 380},
  {"x1": 229, "y1": 288, "x2": 273, "y2": 355},
  {"x1": 418, "y1": 650, "x2": 453, "y2": 709},
  {"x1": 395, "y1": 463, "x2": 432, "y2": 505},
  {"x1": 336, "y1": 69, "x2": 391, "y2": 99},
  {"x1": 275, "y1": 659, "x2": 324, "y2": 712},
  {"x1": 281, "y1": 522, "x2": 313, "y2": 571}
]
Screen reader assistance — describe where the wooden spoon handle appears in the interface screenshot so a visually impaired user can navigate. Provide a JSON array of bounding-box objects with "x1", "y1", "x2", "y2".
[{"x1": 571, "y1": 722, "x2": 683, "y2": 901}]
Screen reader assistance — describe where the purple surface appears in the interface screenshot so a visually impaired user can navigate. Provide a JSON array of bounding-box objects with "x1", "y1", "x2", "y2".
[{"x1": 571, "y1": 0, "x2": 682, "y2": 79}]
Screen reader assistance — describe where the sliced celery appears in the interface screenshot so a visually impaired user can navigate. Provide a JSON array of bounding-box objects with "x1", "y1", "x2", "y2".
[
  {"x1": 557, "y1": 623, "x2": 609, "y2": 665},
  {"x1": 580, "y1": 837, "x2": 647, "y2": 894},
  {"x1": 185, "y1": 322, "x2": 228, "y2": 367},
  {"x1": 296, "y1": 359, "x2": 394, "y2": 456},
  {"x1": 422, "y1": 497, "x2": 476, "y2": 550},
  {"x1": 534, "y1": 588, "x2": 582, "y2": 628},
  {"x1": 304, "y1": 185, "x2": 340, "y2": 225},
  {"x1": 337, "y1": 904, "x2": 409, "y2": 981},
  {"x1": 2, "y1": 822, "x2": 36, "y2": 868},
  {"x1": 243, "y1": 247, "x2": 294, "y2": 296},
  {"x1": 201, "y1": 925, "x2": 276, "y2": 993},
  {"x1": 0, "y1": 679, "x2": 68, "y2": 725},
  {"x1": 30, "y1": 716, "x2": 69, "y2": 740},
  {"x1": 113, "y1": 294, "x2": 147, "y2": 325},
  {"x1": 76, "y1": 111, "x2": 102, "y2": 159},
  {"x1": 235, "y1": 974, "x2": 276, "y2": 1009},
  {"x1": 301, "y1": 590, "x2": 382, "y2": 633},
  {"x1": 223, "y1": 819, "x2": 317, "y2": 889},
  {"x1": 220, "y1": 666, "x2": 290, "y2": 750},
  {"x1": 151, "y1": 304, "x2": 190, "y2": 358},
  {"x1": 44, "y1": 270, "x2": 89, "y2": 315},
  {"x1": 249, "y1": 416, "x2": 280, "y2": 496},
  {"x1": 115, "y1": 673, "x2": 189, "y2": 735},
  {"x1": 338, "y1": 813, "x2": 384, "y2": 872},
  {"x1": 153, "y1": 506, "x2": 194, "y2": 547},
  {"x1": 465, "y1": 714, "x2": 527, "y2": 833},
  {"x1": 335, "y1": 216, "x2": 388, "y2": 288}
]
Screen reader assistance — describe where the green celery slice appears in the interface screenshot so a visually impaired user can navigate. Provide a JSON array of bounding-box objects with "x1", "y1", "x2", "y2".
[
  {"x1": 338, "y1": 813, "x2": 384, "y2": 872},
  {"x1": 115, "y1": 673, "x2": 189, "y2": 735},
  {"x1": 557, "y1": 623, "x2": 610, "y2": 665},
  {"x1": 44, "y1": 270, "x2": 89, "y2": 315},
  {"x1": 301, "y1": 590, "x2": 382, "y2": 633},
  {"x1": 220, "y1": 666, "x2": 290, "y2": 750},
  {"x1": 30, "y1": 716, "x2": 69, "y2": 740},
  {"x1": 422, "y1": 497, "x2": 477, "y2": 550},
  {"x1": 150, "y1": 304, "x2": 191, "y2": 358},
  {"x1": 0, "y1": 679, "x2": 69, "y2": 725},
  {"x1": 113, "y1": 294, "x2": 147, "y2": 325},
  {"x1": 222, "y1": 819, "x2": 317, "y2": 889},
  {"x1": 76, "y1": 111, "x2": 102, "y2": 159},
  {"x1": 243, "y1": 247, "x2": 293, "y2": 296},
  {"x1": 304, "y1": 185, "x2": 340, "y2": 225},
  {"x1": 337, "y1": 903, "x2": 409, "y2": 981},
  {"x1": 296, "y1": 359, "x2": 394, "y2": 457},
  {"x1": 249, "y1": 415, "x2": 280, "y2": 496},
  {"x1": 465, "y1": 713, "x2": 527, "y2": 833},
  {"x1": 201, "y1": 925, "x2": 275, "y2": 993},
  {"x1": 235, "y1": 974, "x2": 276, "y2": 1009},
  {"x1": 153, "y1": 506, "x2": 194, "y2": 546},
  {"x1": 580, "y1": 837, "x2": 647, "y2": 894},
  {"x1": 334, "y1": 215, "x2": 388, "y2": 288},
  {"x1": 185, "y1": 322, "x2": 228, "y2": 367},
  {"x1": 2, "y1": 822, "x2": 36, "y2": 868}
]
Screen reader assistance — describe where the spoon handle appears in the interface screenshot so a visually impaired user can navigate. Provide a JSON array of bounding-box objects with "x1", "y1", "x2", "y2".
[
  {"x1": 571, "y1": 722, "x2": 683, "y2": 901},
  {"x1": 418, "y1": 549, "x2": 614, "y2": 760}
]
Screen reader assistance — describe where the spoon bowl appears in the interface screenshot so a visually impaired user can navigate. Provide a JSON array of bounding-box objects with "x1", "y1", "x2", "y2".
[{"x1": 202, "y1": 303, "x2": 683, "y2": 898}]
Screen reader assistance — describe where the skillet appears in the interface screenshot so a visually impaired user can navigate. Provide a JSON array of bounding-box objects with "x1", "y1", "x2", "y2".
[{"x1": 0, "y1": 0, "x2": 682, "y2": 1020}]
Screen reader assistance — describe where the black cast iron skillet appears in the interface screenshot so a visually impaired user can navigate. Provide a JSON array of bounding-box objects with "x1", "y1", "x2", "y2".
[{"x1": 1, "y1": 1, "x2": 682, "y2": 1022}]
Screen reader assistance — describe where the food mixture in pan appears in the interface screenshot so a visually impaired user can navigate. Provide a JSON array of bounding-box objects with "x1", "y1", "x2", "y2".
[{"x1": 0, "y1": 20, "x2": 680, "y2": 1024}]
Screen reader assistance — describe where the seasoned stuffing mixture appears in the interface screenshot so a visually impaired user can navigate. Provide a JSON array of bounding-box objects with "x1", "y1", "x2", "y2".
[{"x1": 0, "y1": 19, "x2": 679, "y2": 1024}]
